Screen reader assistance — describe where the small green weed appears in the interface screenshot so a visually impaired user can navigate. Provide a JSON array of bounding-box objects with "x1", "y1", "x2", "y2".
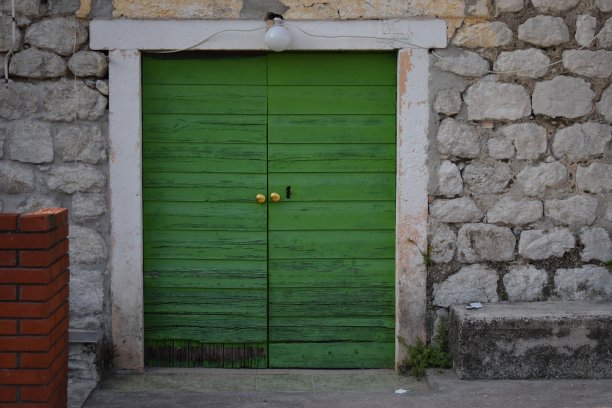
[
  {"x1": 406, "y1": 238, "x2": 432, "y2": 267},
  {"x1": 500, "y1": 290, "x2": 509, "y2": 301},
  {"x1": 605, "y1": 261, "x2": 612, "y2": 272},
  {"x1": 399, "y1": 318, "x2": 452, "y2": 378}
]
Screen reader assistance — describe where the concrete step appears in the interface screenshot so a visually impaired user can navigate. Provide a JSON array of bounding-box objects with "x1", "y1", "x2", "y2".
[{"x1": 449, "y1": 301, "x2": 612, "y2": 379}]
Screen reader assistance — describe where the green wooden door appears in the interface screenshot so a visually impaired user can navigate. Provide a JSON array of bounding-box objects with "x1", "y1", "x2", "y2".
[{"x1": 142, "y1": 52, "x2": 396, "y2": 368}]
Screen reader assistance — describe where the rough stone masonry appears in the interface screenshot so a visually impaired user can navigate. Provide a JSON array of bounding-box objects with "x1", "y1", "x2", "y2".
[{"x1": 0, "y1": 0, "x2": 611, "y2": 400}]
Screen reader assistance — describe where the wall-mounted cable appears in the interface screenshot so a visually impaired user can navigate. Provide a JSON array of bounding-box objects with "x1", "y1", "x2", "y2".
[
  {"x1": 3, "y1": 0, "x2": 16, "y2": 83},
  {"x1": 149, "y1": 19, "x2": 611, "y2": 77}
]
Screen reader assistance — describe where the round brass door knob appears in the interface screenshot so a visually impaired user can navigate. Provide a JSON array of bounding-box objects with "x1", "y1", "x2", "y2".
[
  {"x1": 256, "y1": 194, "x2": 266, "y2": 204},
  {"x1": 270, "y1": 192, "x2": 281, "y2": 203}
]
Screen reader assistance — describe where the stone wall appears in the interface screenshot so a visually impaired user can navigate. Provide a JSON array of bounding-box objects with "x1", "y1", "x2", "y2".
[
  {"x1": 0, "y1": 0, "x2": 108, "y2": 396},
  {"x1": 0, "y1": 0, "x2": 611, "y2": 392},
  {"x1": 428, "y1": 0, "x2": 612, "y2": 335}
]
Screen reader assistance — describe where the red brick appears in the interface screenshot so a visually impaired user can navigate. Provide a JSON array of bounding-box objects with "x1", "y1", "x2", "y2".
[
  {"x1": 0, "y1": 353, "x2": 17, "y2": 369},
  {"x1": 0, "y1": 320, "x2": 17, "y2": 335},
  {"x1": 18, "y1": 208, "x2": 68, "y2": 232},
  {"x1": 0, "y1": 255, "x2": 68, "y2": 284},
  {"x1": 20, "y1": 362, "x2": 67, "y2": 402},
  {"x1": 20, "y1": 240, "x2": 68, "y2": 268},
  {"x1": 0, "y1": 251, "x2": 17, "y2": 267},
  {"x1": 21, "y1": 334, "x2": 67, "y2": 369},
  {"x1": 20, "y1": 269, "x2": 69, "y2": 302},
  {"x1": 0, "y1": 385, "x2": 17, "y2": 402},
  {"x1": 10, "y1": 402, "x2": 62, "y2": 408},
  {"x1": 0, "y1": 214, "x2": 19, "y2": 232},
  {"x1": 49, "y1": 318, "x2": 68, "y2": 346},
  {"x1": 0, "y1": 285, "x2": 16, "y2": 300},
  {"x1": 0, "y1": 366, "x2": 54, "y2": 385},
  {"x1": 0, "y1": 335, "x2": 52, "y2": 352},
  {"x1": 20, "y1": 303, "x2": 68, "y2": 335},
  {"x1": 0, "y1": 286, "x2": 68, "y2": 319},
  {"x1": 1, "y1": 224, "x2": 68, "y2": 250}
]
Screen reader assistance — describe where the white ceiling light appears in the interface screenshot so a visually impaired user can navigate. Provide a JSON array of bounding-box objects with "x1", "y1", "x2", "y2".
[{"x1": 265, "y1": 17, "x2": 292, "y2": 52}]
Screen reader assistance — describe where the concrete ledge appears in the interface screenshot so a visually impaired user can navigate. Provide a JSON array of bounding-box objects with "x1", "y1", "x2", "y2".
[
  {"x1": 449, "y1": 301, "x2": 612, "y2": 379},
  {"x1": 69, "y1": 330, "x2": 103, "y2": 344}
]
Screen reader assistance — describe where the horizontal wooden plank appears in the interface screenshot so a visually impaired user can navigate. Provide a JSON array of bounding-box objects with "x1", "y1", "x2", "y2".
[
  {"x1": 268, "y1": 86, "x2": 395, "y2": 114},
  {"x1": 268, "y1": 201, "x2": 395, "y2": 230},
  {"x1": 144, "y1": 288, "x2": 266, "y2": 314},
  {"x1": 144, "y1": 326, "x2": 267, "y2": 343},
  {"x1": 143, "y1": 114, "x2": 266, "y2": 144},
  {"x1": 144, "y1": 260, "x2": 266, "y2": 289},
  {"x1": 143, "y1": 173, "x2": 266, "y2": 202},
  {"x1": 268, "y1": 259, "x2": 394, "y2": 288},
  {"x1": 144, "y1": 314, "x2": 267, "y2": 328},
  {"x1": 268, "y1": 144, "x2": 395, "y2": 173},
  {"x1": 144, "y1": 317, "x2": 267, "y2": 343},
  {"x1": 268, "y1": 342, "x2": 394, "y2": 368},
  {"x1": 143, "y1": 143, "x2": 266, "y2": 173},
  {"x1": 268, "y1": 114, "x2": 395, "y2": 144},
  {"x1": 269, "y1": 286, "x2": 394, "y2": 307},
  {"x1": 144, "y1": 202, "x2": 266, "y2": 231},
  {"x1": 270, "y1": 316, "x2": 394, "y2": 330},
  {"x1": 269, "y1": 317, "x2": 394, "y2": 342},
  {"x1": 144, "y1": 230, "x2": 266, "y2": 260},
  {"x1": 142, "y1": 84, "x2": 267, "y2": 114},
  {"x1": 268, "y1": 173, "x2": 395, "y2": 201},
  {"x1": 268, "y1": 303, "x2": 393, "y2": 318},
  {"x1": 268, "y1": 230, "x2": 395, "y2": 259},
  {"x1": 268, "y1": 53, "x2": 396, "y2": 86},
  {"x1": 142, "y1": 54, "x2": 267, "y2": 85}
]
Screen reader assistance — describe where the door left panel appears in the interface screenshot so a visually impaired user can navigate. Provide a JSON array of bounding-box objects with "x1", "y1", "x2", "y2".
[{"x1": 142, "y1": 54, "x2": 268, "y2": 368}]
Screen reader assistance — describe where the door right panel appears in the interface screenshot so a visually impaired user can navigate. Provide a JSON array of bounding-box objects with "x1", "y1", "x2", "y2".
[{"x1": 267, "y1": 53, "x2": 397, "y2": 368}]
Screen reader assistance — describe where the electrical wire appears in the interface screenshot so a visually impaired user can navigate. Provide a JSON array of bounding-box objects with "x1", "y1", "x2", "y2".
[
  {"x1": 430, "y1": 25, "x2": 611, "y2": 75},
  {"x1": 152, "y1": 26, "x2": 267, "y2": 54},
  {"x1": 286, "y1": 22, "x2": 611, "y2": 75},
  {"x1": 150, "y1": 19, "x2": 611, "y2": 76},
  {"x1": 3, "y1": 0, "x2": 16, "y2": 83}
]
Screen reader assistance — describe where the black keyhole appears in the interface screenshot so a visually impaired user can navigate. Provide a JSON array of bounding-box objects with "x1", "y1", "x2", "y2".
[{"x1": 285, "y1": 186, "x2": 291, "y2": 199}]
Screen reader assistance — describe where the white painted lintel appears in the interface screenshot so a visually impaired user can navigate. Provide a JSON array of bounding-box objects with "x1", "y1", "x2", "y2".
[{"x1": 91, "y1": 19, "x2": 447, "y2": 51}]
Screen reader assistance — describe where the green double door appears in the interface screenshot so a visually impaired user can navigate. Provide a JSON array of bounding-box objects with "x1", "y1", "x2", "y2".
[{"x1": 142, "y1": 52, "x2": 396, "y2": 368}]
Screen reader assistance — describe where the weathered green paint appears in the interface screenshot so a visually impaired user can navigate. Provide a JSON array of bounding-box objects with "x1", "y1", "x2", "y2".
[
  {"x1": 142, "y1": 52, "x2": 396, "y2": 369},
  {"x1": 143, "y1": 54, "x2": 269, "y2": 368},
  {"x1": 268, "y1": 115, "x2": 395, "y2": 144},
  {"x1": 267, "y1": 53, "x2": 396, "y2": 86},
  {"x1": 268, "y1": 343, "x2": 395, "y2": 369}
]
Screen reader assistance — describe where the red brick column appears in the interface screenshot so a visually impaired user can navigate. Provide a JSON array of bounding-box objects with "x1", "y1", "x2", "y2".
[{"x1": 0, "y1": 209, "x2": 69, "y2": 407}]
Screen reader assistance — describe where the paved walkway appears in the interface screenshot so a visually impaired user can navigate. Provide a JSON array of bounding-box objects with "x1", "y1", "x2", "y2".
[{"x1": 83, "y1": 369, "x2": 612, "y2": 408}]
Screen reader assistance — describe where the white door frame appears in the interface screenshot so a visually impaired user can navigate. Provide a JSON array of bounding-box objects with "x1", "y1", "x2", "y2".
[{"x1": 91, "y1": 18, "x2": 447, "y2": 370}]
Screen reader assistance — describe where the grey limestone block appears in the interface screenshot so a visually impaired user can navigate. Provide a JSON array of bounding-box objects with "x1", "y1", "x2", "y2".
[
  {"x1": 503, "y1": 266, "x2": 547, "y2": 301},
  {"x1": 518, "y1": 16, "x2": 569, "y2": 47},
  {"x1": 464, "y1": 81, "x2": 531, "y2": 121},
  {"x1": 518, "y1": 228, "x2": 575, "y2": 260},
  {"x1": 25, "y1": 17, "x2": 87, "y2": 56},
  {"x1": 449, "y1": 301, "x2": 612, "y2": 379},
  {"x1": 555, "y1": 265, "x2": 612, "y2": 300},
  {"x1": 433, "y1": 264, "x2": 499, "y2": 307},
  {"x1": 452, "y1": 22, "x2": 513, "y2": 48},
  {"x1": 456, "y1": 223, "x2": 516, "y2": 262},
  {"x1": 532, "y1": 76, "x2": 594, "y2": 119},
  {"x1": 9, "y1": 47, "x2": 66, "y2": 79}
]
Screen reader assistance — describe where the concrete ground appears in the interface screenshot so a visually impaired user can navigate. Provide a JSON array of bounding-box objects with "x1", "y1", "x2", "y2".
[{"x1": 83, "y1": 368, "x2": 612, "y2": 408}]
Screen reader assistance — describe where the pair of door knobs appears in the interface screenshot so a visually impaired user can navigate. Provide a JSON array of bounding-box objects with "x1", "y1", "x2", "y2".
[{"x1": 256, "y1": 193, "x2": 280, "y2": 204}]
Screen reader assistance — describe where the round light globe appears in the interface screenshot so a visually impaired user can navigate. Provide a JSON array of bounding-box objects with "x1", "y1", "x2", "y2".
[{"x1": 265, "y1": 22, "x2": 291, "y2": 52}]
